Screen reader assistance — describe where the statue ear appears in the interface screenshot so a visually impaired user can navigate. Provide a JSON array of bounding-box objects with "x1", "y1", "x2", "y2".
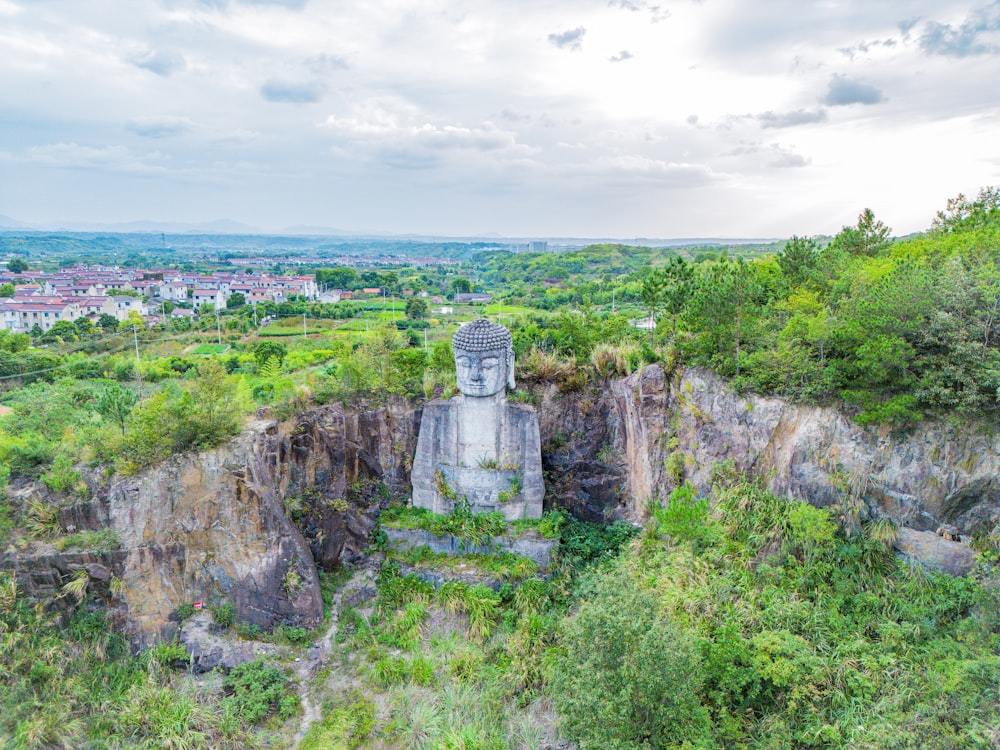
[{"x1": 507, "y1": 350, "x2": 516, "y2": 390}]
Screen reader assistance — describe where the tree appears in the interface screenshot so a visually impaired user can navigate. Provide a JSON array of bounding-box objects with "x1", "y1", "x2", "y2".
[
  {"x1": 932, "y1": 186, "x2": 1000, "y2": 234},
  {"x1": 6, "y1": 258, "x2": 28, "y2": 273},
  {"x1": 777, "y1": 235, "x2": 819, "y2": 288},
  {"x1": 97, "y1": 313, "x2": 118, "y2": 330},
  {"x1": 405, "y1": 297, "x2": 428, "y2": 320},
  {"x1": 0, "y1": 283, "x2": 14, "y2": 298},
  {"x1": 549, "y1": 569, "x2": 709, "y2": 749},
  {"x1": 227, "y1": 293, "x2": 245, "y2": 309},
  {"x1": 639, "y1": 268, "x2": 666, "y2": 345},
  {"x1": 661, "y1": 256, "x2": 694, "y2": 341},
  {"x1": 832, "y1": 208, "x2": 891, "y2": 257},
  {"x1": 96, "y1": 381, "x2": 138, "y2": 435},
  {"x1": 316, "y1": 267, "x2": 360, "y2": 291},
  {"x1": 713, "y1": 258, "x2": 764, "y2": 377},
  {"x1": 39, "y1": 320, "x2": 79, "y2": 343},
  {"x1": 450, "y1": 277, "x2": 472, "y2": 295},
  {"x1": 73, "y1": 317, "x2": 94, "y2": 337},
  {"x1": 173, "y1": 359, "x2": 245, "y2": 449},
  {"x1": 117, "y1": 311, "x2": 146, "y2": 333},
  {"x1": 161, "y1": 300, "x2": 175, "y2": 315},
  {"x1": 253, "y1": 341, "x2": 287, "y2": 369}
]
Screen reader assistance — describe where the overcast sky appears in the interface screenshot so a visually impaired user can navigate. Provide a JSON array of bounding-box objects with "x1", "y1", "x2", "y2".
[{"x1": 2, "y1": 0, "x2": 1000, "y2": 238}]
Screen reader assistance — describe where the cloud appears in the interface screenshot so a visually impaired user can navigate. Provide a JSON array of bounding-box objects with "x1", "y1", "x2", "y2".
[
  {"x1": 2, "y1": 143, "x2": 168, "y2": 175},
  {"x1": 838, "y1": 38, "x2": 897, "y2": 59},
  {"x1": 320, "y1": 100, "x2": 532, "y2": 170},
  {"x1": 609, "y1": 50, "x2": 634, "y2": 63},
  {"x1": 126, "y1": 117, "x2": 193, "y2": 138},
  {"x1": 918, "y1": 3, "x2": 1000, "y2": 57},
  {"x1": 593, "y1": 155, "x2": 720, "y2": 186},
  {"x1": 769, "y1": 151, "x2": 810, "y2": 168},
  {"x1": 197, "y1": 0, "x2": 308, "y2": 8},
  {"x1": 608, "y1": 0, "x2": 669, "y2": 23},
  {"x1": 756, "y1": 108, "x2": 828, "y2": 128},
  {"x1": 823, "y1": 75, "x2": 884, "y2": 106},
  {"x1": 500, "y1": 109, "x2": 531, "y2": 122},
  {"x1": 260, "y1": 79, "x2": 325, "y2": 103},
  {"x1": 130, "y1": 50, "x2": 185, "y2": 77},
  {"x1": 306, "y1": 54, "x2": 348, "y2": 72},
  {"x1": 548, "y1": 27, "x2": 586, "y2": 51}
]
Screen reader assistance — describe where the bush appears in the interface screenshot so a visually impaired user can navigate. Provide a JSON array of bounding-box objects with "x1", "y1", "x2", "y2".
[
  {"x1": 221, "y1": 658, "x2": 299, "y2": 726},
  {"x1": 212, "y1": 602, "x2": 235, "y2": 629},
  {"x1": 549, "y1": 573, "x2": 709, "y2": 749}
]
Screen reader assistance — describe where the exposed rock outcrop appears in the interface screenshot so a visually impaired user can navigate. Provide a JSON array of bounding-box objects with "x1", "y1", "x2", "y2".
[
  {"x1": 8, "y1": 365, "x2": 1000, "y2": 646},
  {"x1": 108, "y1": 420, "x2": 323, "y2": 645},
  {"x1": 613, "y1": 367, "x2": 1000, "y2": 541}
]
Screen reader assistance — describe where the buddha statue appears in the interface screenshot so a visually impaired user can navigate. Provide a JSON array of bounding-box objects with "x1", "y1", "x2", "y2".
[{"x1": 410, "y1": 319, "x2": 544, "y2": 520}]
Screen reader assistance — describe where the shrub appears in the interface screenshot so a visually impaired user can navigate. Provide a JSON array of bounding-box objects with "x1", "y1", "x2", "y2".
[
  {"x1": 221, "y1": 658, "x2": 299, "y2": 726},
  {"x1": 150, "y1": 640, "x2": 190, "y2": 668},
  {"x1": 549, "y1": 573, "x2": 709, "y2": 749},
  {"x1": 40, "y1": 454, "x2": 83, "y2": 495},
  {"x1": 212, "y1": 602, "x2": 235, "y2": 629},
  {"x1": 518, "y1": 346, "x2": 573, "y2": 382}
]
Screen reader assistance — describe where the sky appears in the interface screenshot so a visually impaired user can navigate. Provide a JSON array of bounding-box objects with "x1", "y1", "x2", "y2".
[{"x1": 2, "y1": 0, "x2": 1000, "y2": 238}]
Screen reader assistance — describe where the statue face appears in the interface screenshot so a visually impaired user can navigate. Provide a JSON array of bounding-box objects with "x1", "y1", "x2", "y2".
[{"x1": 455, "y1": 347, "x2": 508, "y2": 397}]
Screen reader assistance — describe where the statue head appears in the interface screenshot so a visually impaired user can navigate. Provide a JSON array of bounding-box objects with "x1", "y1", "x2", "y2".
[{"x1": 452, "y1": 319, "x2": 515, "y2": 398}]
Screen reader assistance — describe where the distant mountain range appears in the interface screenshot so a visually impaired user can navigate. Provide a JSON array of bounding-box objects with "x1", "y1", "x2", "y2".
[{"x1": 0, "y1": 213, "x2": 780, "y2": 247}]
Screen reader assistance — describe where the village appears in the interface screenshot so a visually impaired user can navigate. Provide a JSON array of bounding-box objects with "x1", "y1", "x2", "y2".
[{"x1": 0, "y1": 265, "x2": 324, "y2": 333}]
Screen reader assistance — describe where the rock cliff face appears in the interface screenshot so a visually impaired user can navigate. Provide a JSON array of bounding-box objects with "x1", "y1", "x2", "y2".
[
  {"x1": 106, "y1": 420, "x2": 323, "y2": 646},
  {"x1": 607, "y1": 366, "x2": 1000, "y2": 540},
  {"x1": 3, "y1": 399, "x2": 420, "y2": 647},
  {"x1": 7, "y1": 368, "x2": 1000, "y2": 643}
]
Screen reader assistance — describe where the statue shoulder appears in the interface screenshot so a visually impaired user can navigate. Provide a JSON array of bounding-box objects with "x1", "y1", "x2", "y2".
[
  {"x1": 502, "y1": 399, "x2": 538, "y2": 417},
  {"x1": 420, "y1": 398, "x2": 458, "y2": 420}
]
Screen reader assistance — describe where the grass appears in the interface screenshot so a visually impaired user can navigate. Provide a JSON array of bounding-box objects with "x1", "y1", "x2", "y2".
[
  {"x1": 189, "y1": 343, "x2": 230, "y2": 355},
  {"x1": 393, "y1": 544, "x2": 539, "y2": 582},
  {"x1": 380, "y1": 503, "x2": 507, "y2": 547},
  {"x1": 52, "y1": 528, "x2": 120, "y2": 553}
]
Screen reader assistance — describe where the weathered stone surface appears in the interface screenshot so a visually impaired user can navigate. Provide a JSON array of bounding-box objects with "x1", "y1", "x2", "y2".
[
  {"x1": 107, "y1": 422, "x2": 323, "y2": 646},
  {"x1": 2, "y1": 547, "x2": 126, "y2": 605},
  {"x1": 654, "y1": 368, "x2": 1000, "y2": 538},
  {"x1": 532, "y1": 381, "x2": 628, "y2": 522},
  {"x1": 384, "y1": 526, "x2": 557, "y2": 569},
  {"x1": 178, "y1": 611, "x2": 278, "y2": 673},
  {"x1": 894, "y1": 527, "x2": 977, "y2": 576},
  {"x1": 272, "y1": 400, "x2": 420, "y2": 569},
  {"x1": 411, "y1": 396, "x2": 544, "y2": 520}
]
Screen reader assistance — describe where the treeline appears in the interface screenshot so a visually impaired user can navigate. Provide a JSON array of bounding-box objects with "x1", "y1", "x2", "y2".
[{"x1": 506, "y1": 190, "x2": 1000, "y2": 426}]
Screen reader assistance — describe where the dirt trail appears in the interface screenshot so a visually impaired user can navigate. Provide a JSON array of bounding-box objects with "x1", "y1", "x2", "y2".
[{"x1": 291, "y1": 572, "x2": 356, "y2": 748}]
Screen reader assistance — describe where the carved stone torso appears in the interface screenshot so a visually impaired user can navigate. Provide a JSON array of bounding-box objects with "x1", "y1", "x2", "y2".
[{"x1": 411, "y1": 394, "x2": 544, "y2": 519}]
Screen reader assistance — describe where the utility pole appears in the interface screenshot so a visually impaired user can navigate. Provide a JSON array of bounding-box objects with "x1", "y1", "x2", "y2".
[
  {"x1": 216, "y1": 309, "x2": 222, "y2": 345},
  {"x1": 423, "y1": 329, "x2": 428, "y2": 350},
  {"x1": 252, "y1": 302, "x2": 258, "y2": 328},
  {"x1": 302, "y1": 312, "x2": 307, "y2": 338}
]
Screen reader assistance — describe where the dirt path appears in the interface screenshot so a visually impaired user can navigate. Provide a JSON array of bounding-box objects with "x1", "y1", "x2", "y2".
[{"x1": 291, "y1": 572, "x2": 358, "y2": 748}]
